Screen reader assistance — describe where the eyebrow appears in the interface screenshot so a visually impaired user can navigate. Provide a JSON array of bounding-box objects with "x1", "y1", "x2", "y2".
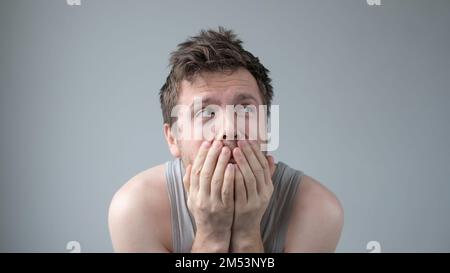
[
  {"x1": 232, "y1": 93, "x2": 259, "y2": 104},
  {"x1": 188, "y1": 96, "x2": 220, "y2": 114}
]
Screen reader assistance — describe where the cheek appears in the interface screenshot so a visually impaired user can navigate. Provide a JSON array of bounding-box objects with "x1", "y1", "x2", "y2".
[
  {"x1": 186, "y1": 118, "x2": 218, "y2": 141},
  {"x1": 179, "y1": 140, "x2": 203, "y2": 162},
  {"x1": 243, "y1": 115, "x2": 266, "y2": 141}
]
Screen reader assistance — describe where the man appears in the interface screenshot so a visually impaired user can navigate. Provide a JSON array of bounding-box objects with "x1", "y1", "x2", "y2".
[{"x1": 108, "y1": 27, "x2": 344, "y2": 252}]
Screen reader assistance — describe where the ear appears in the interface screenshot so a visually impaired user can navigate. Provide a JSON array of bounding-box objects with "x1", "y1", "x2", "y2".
[{"x1": 163, "y1": 123, "x2": 181, "y2": 158}]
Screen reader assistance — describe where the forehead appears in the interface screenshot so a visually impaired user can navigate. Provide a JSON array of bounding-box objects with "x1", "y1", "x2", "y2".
[{"x1": 178, "y1": 68, "x2": 263, "y2": 105}]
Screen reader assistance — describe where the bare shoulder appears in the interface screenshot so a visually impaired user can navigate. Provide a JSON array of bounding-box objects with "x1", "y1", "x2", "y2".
[
  {"x1": 284, "y1": 174, "x2": 344, "y2": 252},
  {"x1": 108, "y1": 163, "x2": 172, "y2": 252}
]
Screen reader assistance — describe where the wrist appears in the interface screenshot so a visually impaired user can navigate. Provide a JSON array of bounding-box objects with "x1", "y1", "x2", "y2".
[
  {"x1": 231, "y1": 228, "x2": 264, "y2": 253},
  {"x1": 192, "y1": 228, "x2": 231, "y2": 253},
  {"x1": 232, "y1": 224, "x2": 261, "y2": 238}
]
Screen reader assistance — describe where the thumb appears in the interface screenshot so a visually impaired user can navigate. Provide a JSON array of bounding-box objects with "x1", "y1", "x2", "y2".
[{"x1": 183, "y1": 164, "x2": 192, "y2": 194}]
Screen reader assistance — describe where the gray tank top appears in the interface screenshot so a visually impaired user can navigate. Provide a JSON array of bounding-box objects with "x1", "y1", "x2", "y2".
[{"x1": 165, "y1": 158, "x2": 304, "y2": 253}]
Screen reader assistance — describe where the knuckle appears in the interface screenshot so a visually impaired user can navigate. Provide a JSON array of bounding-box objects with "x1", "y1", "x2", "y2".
[
  {"x1": 254, "y1": 168, "x2": 264, "y2": 177},
  {"x1": 248, "y1": 177, "x2": 257, "y2": 185},
  {"x1": 224, "y1": 206, "x2": 234, "y2": 213},
  {"x1": 200, "y1": 170, "x2": 213, "y2": 180},
  {"x1": 261, "y1": 195, "x2": 270, "y2": 204},
  {"x1": 193, "y1": 167, "x2": 202, "y2": 176},
  {"x1": 195, "y1": 199, "x2": 208, "y2": 210},
  {"x1": 211, "y1": 177, "x2": 221, "y2": 186},
  {"x1": 210, "y1": 204, "x2": 219, "y2": 213},
  {"x1": 222, "y1": 189, "x2": 232, "y2": 197},
  {"x1": 262, "y1": 190, "x2": 273, "y2": 202},
  {"x1": 247, "y1": 202, "x2": 258, "y2": 211}
]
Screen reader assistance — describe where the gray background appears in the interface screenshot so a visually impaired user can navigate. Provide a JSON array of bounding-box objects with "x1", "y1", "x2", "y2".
[{"x1": 1, "y1": 0, "x2": 449, "y2": 252}]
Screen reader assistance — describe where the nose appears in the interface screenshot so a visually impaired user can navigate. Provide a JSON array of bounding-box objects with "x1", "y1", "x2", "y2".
[
  {"x1": 222, "y1": 133, "x2": 238, "y2": 151},
  {"x1": 222, "y1": 121, "x2": 238, "y2": 141},
  {"x1": 216, "y1": 110, "x2": 239, "y2": 150},
  {"x1": 219, "y1": 110, "x2": 238, "y2": 140}
]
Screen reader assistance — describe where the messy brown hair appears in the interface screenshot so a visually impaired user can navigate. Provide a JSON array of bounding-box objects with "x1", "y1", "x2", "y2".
[{"x1": 159, "y1": 26, "x2": 274, "y2": 125}]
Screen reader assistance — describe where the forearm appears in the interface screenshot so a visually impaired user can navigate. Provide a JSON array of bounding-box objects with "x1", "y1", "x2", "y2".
[{"x1": 191, "y1": 229, "x2": 231, "y2": 253}]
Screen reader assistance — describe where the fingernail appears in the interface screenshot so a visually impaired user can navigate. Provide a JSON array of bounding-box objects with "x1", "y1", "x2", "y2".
[{"x1": 202, "y1": 141, "x2": 211, "y2": 148}]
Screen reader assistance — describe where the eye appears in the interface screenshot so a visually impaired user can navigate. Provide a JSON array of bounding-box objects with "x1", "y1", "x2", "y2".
[
  {"x1": 243, "y1": 106, "x2": 255, "y2": 113},
  {"x1": 195, "y1": 106, "x2": 216, "y2": 118},
  {"x1": 235, "y1": 105, "x2": 255, "y2": 115}
]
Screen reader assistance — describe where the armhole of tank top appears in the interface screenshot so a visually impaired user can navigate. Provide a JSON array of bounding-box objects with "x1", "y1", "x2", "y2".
[
  {"x1": 261, "y1": 162, "x2": 287, "y2": 251},
  {"x1": 164, "y1": 160, "x2": 180, "y2": 253},
  {"x1": 276, "y1": 169, "x2": 304, "y2": 252}
]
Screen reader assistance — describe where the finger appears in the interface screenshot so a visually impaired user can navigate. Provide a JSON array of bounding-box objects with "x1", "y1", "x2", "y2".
[
  {"x1": 191, "y1": 141, "x2": 211, "y2": 192},
  {"x1": 248, "y1": 140, "x2": 273, "y2": 186},
  {"x1": 238, "y1": 140, "x2": 265, "y2": 194},
  {"x1": 199, "y1": 140, "x2": 223, "y2": 196},
  {"x1": 233, "y1": 147, "x2": 257, "y2": 201},
  {"x1": 210, "y1": 146, "x2": 231, "y2": 201},
  {"x1": 234, "y1": 166, "x2": 247, "y2": 204},
  {"x1": 183, "y1": 164, "x2": 192, "y2": 195},
  {"x1": 249, "y1": 140, "x2": 270, "y2": 170},
  {"x1": 267, "y1": 155, "x2": 276, "y2": 178},
  {"x1": 222, "y1": 163, "x2": 235, "y2": 206}
]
